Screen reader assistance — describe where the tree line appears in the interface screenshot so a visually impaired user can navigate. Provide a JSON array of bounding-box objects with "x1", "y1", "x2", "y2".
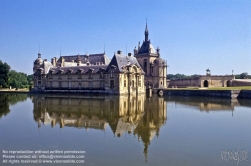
[
  {"x1": 167, "y1": 73, "x2": 250, "y2": 80},
  {"x1": 0, "y1": 60, "x2": 33, "y2": 89}
]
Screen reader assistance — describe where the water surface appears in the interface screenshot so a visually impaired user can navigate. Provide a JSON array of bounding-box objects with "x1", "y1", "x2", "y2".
[{"x1": 0, "y1": 93, "x2": 250, "y2": 166}]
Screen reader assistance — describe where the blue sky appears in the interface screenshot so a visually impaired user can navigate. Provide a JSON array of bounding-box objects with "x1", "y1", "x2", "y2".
[{"x1": 0, "y1": 0, "x2": 250, "y2": 75}]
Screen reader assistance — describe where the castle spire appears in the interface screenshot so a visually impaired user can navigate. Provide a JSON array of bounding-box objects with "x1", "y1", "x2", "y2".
[{"x1": 144, "y1": 21, "x2": 149, "y2": 42}]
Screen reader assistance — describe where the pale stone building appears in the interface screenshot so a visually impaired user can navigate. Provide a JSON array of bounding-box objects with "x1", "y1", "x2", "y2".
[
  {"x1": 33, "y1": 24, "x2": 167, "y2": 93},
  {"x1": 168, "y1": 72, "x2": 235, "y2": 88},
  {"x1": 33, "y1": 51, "x2": 145, "y2": 95},
  {"x1": 134, "y1": 23, "x2": 168, "y2": 89}
]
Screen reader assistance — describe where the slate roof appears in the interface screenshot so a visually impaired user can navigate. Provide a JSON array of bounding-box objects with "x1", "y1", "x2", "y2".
[
  {"x1": 106, "y1": 54, "x2": 145, "y2": 74},
  {"x1": 138, "y1": 41, "x2": 156, "y2": 54},
  {"x1": 34, "y1": 61, "x2": 53, "y2": 75},
  {"x1": 57, "y1": 53, "x2": 110, "y2": 65},
  {"x1": 48, "y1": 65, "x2": 107, "y2": 75}
]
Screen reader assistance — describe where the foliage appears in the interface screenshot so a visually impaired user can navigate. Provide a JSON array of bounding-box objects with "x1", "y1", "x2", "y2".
[
  {"x1": 0, "y1": 60, "x2": 10, "y2": 88},
  {"x1": 235, "y1": 72, "x2": 250, "y2": 79},
  {"x1": 168, "y1": 73, "x2": 251, "y2": 80},
  {"x1": 0, "y1": 60, "x2": 34, "y2": 89},
  {"x1": 0, "y1": 93, "x2": 28, "y2": 119},
  {"x1": 8, "y1": 70, "x2": 29, "y2": 89},
  {"x1": 167, "y1": 74, "x2": 200, "y2": 80}
]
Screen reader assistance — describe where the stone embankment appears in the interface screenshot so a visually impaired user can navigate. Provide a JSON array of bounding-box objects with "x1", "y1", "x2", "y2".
[{"x1": 161, "y1": 90, "x2": 251, "y2": 99}]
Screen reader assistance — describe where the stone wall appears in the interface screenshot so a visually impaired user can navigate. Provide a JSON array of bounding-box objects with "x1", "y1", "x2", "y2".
[
  {"x1": 232, "y1": 79, "x2": 251, "y2": 86},
  {"x1": 163, "y1": 90, "x2": 241, "y2": 99}
]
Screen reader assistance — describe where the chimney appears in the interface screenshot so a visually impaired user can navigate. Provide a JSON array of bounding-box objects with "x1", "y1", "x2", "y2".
[
  {"x1": 117, "y1": 50, "x2": 122, "y2": 54},
  {"x1": 61, "y1": 57, "x2": 65, "y2": 67},
  {"x1": 51, "y1": 58, "x2": 56, "y2": 66}
]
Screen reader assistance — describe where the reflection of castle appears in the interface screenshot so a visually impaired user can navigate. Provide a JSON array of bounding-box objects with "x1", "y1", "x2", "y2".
[
  {"x1": 134, "y1": 97, "x2": 167, "y2": 161},
  {"x1": 32, "y1": 94, "x2": 168, "y2": 160},
  {"x1": 164, "y1": 96, "x2": 249, "y2": 117}
]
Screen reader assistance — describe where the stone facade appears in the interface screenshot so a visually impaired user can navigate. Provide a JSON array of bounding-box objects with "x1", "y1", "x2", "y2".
[
  {"x1": 168, "y1": 74, "x2": 235, "y2": 88},
  {"x1": 33, "y1": 51, "x2": 145, "y2": 95},
  {"x1": 232, "y1": 79, "x2": 251, "y2": 86},
  {"x1": 33, "y1": 24, "x2": 168, "y2": 94}
]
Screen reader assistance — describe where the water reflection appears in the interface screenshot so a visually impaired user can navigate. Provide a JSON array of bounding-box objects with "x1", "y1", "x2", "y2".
[
  {"x1": 165, "y1": 96, "x2": 251, "y2": 113},
  {"x1": 0, "y1": 93, "x2": 28, "y2": 119},
  {"x1": 32, "y1": 94, "x2": 167, "y2": 160},
  {"x1": 1, "y1": 93, "x2": 250, "y2": 165}
]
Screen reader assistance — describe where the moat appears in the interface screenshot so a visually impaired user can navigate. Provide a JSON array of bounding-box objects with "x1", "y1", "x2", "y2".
[{"x1": 0, "y1": 93, "x2": 250, "y2": 166}]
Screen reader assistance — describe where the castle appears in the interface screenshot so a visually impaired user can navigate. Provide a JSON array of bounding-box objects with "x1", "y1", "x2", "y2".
[{"x1": 33, "y1": 24, "x2": 167, "y2": 94}]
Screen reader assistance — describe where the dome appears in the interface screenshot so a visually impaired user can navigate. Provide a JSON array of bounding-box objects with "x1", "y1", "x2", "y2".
[
  {"x1": 34, "y1": 58, "x2": 43, "y2": 65},
  {"x1": 154, "y1": 58, "x2": 165, "y2": 65}
]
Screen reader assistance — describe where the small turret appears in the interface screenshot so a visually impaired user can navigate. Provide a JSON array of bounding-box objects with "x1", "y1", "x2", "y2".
[
  {"x1": 134, "y1": 47, "x2": 138, "y2": 55},
  {"x1": 156, "y1": 47, "x2": 160, "y2": 57},
  {"x1": 77, "y1": 54, "x2": 81, "y2": 66},
  {"x1": 33, "y1": 53, "x2": 43, "y2": 72}
]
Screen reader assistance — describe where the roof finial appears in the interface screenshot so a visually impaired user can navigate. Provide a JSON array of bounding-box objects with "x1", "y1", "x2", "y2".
[
  {"x1": 104, "y1": 42, "x2": 106, "y2": 54},
  {"x1": 145, "y1": 17, "x2": 148, "y2": 33},
  {"x1": 145, "y1": 18, "x2": 149, "y2": 41}
]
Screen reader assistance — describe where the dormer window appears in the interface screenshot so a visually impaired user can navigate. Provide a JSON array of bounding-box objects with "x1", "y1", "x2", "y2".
[
  {"x1": 88, "y1": 68, "x2": 94, "y2": 79},
  {"x1": 100, "y1": 72, "x2": 104, "y2": 78},
  {"x1": 99, "y1": 68, "x2": 105, "y2": 79},
  {"x1": 67, "y1": 69, "x2": 72, "y2": 79},
  {"x1": 77, "y1": 68, "x2": 84, "y2": 79}
]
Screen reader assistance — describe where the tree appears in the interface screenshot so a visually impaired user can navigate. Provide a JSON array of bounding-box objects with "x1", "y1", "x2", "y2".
[
  {"x1": 167, "y1": 73, "x2": 200, "y2": 80},
  {"x1": 8, "y1": 70, "x2": 29, "y2": 89},
  {"x1": 0, "y1": 60, "x2": 10, "y2": 88},
  {"x1": 27, "y1": 74, "x2": 33, "y2": 85},
  {"x1": 240, "y1": 72, "x2": 248, "y2": 79}
]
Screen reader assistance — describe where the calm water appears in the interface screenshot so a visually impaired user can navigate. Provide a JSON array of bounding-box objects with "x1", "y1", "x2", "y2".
[{"x1": 0, "y1": 93, "x2": 250, "y2": 166}]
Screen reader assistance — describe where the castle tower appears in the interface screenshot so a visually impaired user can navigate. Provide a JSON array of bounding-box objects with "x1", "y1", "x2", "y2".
[
  {"x1": 134, "y1": 24, "x2": 167, "y2": 89},
  {"x1": 33, "y1": 53, "x2": 43, "y2": 72}
]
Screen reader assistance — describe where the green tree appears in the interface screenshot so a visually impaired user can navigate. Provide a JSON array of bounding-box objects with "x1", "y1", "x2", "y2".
[
  {"x1": 27, "y1": 74, "x2": 33, "y2": 85},
  {"x1": 8, "y1": 70, "x2": 29, "y2": 89},
  {"x1": 167, "y1": 73, "x2": 200, "y2": 80},
  {"x1": 240, "y1": 72, "x2": 248, "y2": 79},
  {"x1": 0, "y1": 60, "x2": 10, "y2": 88}
]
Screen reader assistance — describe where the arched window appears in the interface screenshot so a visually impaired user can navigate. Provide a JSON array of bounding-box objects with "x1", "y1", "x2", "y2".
[{"x1": 144, "y1": 59, "x2": 147, "y2": 73}]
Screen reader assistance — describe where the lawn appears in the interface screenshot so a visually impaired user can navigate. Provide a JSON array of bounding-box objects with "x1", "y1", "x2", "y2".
[{"x1": 165, "y1": 86, "x2": 251, "y2": 90}]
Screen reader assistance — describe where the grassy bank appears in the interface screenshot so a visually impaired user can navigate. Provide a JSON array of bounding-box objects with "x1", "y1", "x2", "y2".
[
  {"x1": 166, "y1": 86, "x2": 251, "y2": 90},
  {"x1": 0, "y1": 88, "x2": 30, "y2": 93}
]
